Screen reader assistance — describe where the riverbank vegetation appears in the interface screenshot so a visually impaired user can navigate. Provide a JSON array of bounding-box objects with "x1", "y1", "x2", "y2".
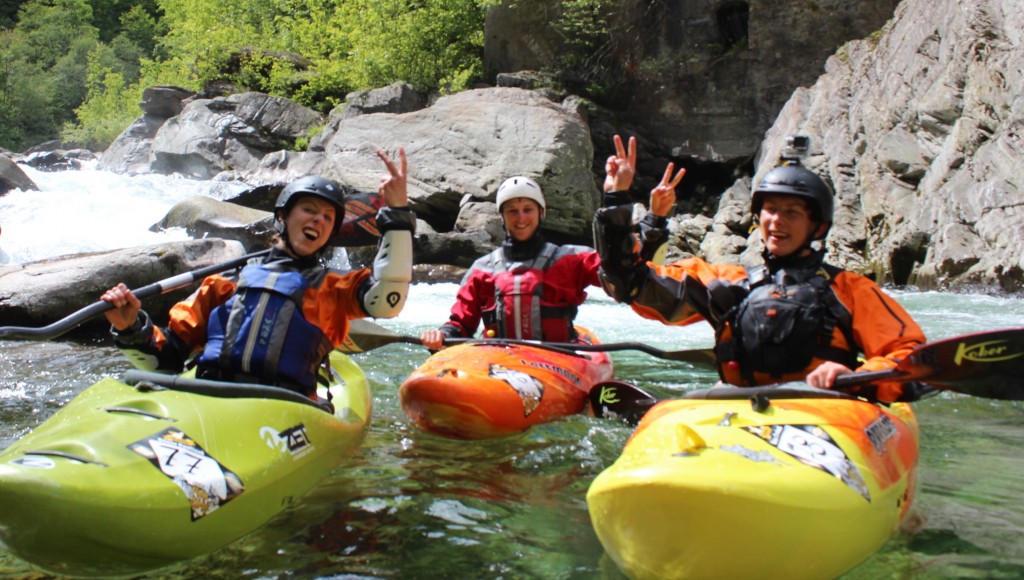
[
  {"x1": 0, "y1": 0, "x2": 496, "y2": 152},
  {"x1": 0, "y1": 0, "x2": 628, "y2": 153}
]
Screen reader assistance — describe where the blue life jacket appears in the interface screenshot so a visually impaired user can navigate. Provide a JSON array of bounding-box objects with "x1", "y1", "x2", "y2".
[{"x1": 197, "y1": 265, "x2": 333, "y2": 394}]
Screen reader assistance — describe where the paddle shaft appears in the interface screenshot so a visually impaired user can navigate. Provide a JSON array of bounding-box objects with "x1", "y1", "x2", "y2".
[
  {"x1": 0, "y1": 249, "x2": 271, "y2": 341},
  {"x1": 590, "y1": 327, "x2": 1024, "y2": 423},
  {"x1": 341, "y1": 320, "x2": 714, "y2": 363}
]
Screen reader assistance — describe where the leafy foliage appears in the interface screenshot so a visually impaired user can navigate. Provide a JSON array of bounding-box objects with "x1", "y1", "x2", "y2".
[
  {"x1": 1, "y1": 0, "x2": 494, "y2": 151},
  {"x1": 60, "y1": 50, "x2": 141, "y2": 150}
]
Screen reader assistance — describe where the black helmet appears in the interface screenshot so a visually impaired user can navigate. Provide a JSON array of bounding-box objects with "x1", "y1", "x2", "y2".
[
  {"x1": 275, "y1": 176, "x2": 348, "y2": 234},
  {"x1": 751, "y1": 165, "x2": 834, "y2": 224}
]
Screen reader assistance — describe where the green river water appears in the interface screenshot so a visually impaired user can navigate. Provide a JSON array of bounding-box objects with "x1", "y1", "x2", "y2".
[{"x1": 1, "y1": 284, "x2": 1023, "y2": 579}]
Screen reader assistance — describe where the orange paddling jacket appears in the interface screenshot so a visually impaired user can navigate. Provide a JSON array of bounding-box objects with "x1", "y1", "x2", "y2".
[{"x1": 594, "y1": 204, "x2": 926, "y2": 403}]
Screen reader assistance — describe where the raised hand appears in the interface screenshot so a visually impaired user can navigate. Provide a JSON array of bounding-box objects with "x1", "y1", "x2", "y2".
[
  {"x1": 376, "y1": 147, "x2": 409, "y2": 208},
  {"x1": 650, "y1": 162, "x2": 686, "y2": 218},
  {"x1": 603, "y1": 134, "x2": 637, "y2": 193}
]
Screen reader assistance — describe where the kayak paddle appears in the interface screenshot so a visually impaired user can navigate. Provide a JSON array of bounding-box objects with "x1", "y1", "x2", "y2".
[
  {"x1": 590, "y1": 326, "x2": 1024, "y2": 424},
  {"x1": 340, "y1": 319, "x2": 716, "y2": 364},
  {"x1": 0, "y1": 248, "x2": 271, "y2": 341}
]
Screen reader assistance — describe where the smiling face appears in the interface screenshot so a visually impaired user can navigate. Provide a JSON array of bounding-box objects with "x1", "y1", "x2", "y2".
[
  {"x1": 758, "y1": 194, "x2": 827, "y2": 258},
  {"x1": 280, "y1": 195, "x2": 337, "y2": 257},
  {"x1": 500, "y1": 198, "x2": 543, "y2": 242}
]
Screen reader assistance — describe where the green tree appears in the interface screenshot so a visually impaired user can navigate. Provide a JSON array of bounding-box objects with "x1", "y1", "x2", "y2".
[
  {"x1": 61, "y1": 49, "x2": 140, "y2": 149},
  {"x1": 38, "y1": 0, "x2": 497, "y2": 150},
  {"x1": 11, "y1": 0, "x2": 97, "y2": 67}
]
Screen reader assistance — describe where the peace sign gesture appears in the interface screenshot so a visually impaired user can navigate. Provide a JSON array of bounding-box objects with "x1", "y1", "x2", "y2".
[
  {"x1": 376, "y1": 147, "x2": 409, "y2": 208},
  {"x1": 603, "y1": 134, "x2": 637, "y2": 193},
  {"x1": 650, "y1": 162, "x2": 686, "y2": 218}
]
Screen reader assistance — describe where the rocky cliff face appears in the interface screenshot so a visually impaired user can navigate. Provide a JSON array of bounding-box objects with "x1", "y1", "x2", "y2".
[
  {"x1": 485, "y1": 0, "x2": 900, "y2": 161},
  {"x1": 750, "y1": 0, "x2": 1023, "y2": 291}
]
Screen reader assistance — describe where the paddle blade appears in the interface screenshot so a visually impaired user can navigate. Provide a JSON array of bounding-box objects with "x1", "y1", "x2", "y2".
[
  {"x1": 334, "y1": 190, "x2": 384, "y2": 247},
  {"x1": 589, "y1": 381, "x2": 658, "y2": 426},
  {"x1": 339, "y1": 319, "x2": 420, "y2": 353},
  {"x1": 898, "y1": 327, "x2": 1024, "y2": 400}
]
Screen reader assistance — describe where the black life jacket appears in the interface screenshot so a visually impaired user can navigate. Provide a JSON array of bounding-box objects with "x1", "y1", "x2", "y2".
[{"x1": 715, "y1": 260, "x2": 858, "y2": 383}]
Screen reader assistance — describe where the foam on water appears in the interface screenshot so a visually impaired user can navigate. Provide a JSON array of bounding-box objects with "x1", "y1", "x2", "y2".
[{"x1": 0, "y1": 162, "x2": 249, "y2": 265}]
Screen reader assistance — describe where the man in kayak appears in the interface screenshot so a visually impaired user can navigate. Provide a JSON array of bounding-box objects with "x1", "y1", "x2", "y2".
[
  {"x1": 420, "y1": 175, "x2": 606, "y2": 350},
  {"x1": 100, "y1": 148, "x2": 415, "y2": 399},
  {"x1": 593, "y1": 135, "x2": 928, "y2": 403}
]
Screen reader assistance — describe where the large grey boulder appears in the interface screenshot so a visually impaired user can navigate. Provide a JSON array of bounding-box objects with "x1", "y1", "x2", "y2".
[
  {"x1": 98, "y1": 86, "x2": 197, "y2": 174},
  {"x1": 0, "y1": 239, "x2": 248, "y2": 334},
  {"x1": 802, "y1": 0, "x2": 1021, "y2": 291},
  {"x1": 0, "y1": 156, "x2": 37, "y2": 195},
  {"x1": 149, "y1": 92, "x2": 324, "y2": 179},
  {"x1": 153, "y1": 196, "x2": 274, "y2": 252},
  {"x1": 318, "y1": 87, "x2": 599, "y2": 240}
]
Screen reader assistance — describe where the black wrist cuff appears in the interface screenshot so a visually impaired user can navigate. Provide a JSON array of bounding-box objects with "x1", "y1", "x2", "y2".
[
  {"x1": 376, "y1": 206, "x2": 417, "y2": 233},
  {"x1": 110, "y1": 311, "x2": 153, "y2": 345},
  {"x1": 603, "y1": 190, "x2": 633, "y2": 207}
]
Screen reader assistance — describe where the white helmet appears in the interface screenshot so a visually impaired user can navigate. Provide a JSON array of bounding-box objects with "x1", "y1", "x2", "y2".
[{"x1": 496, "y1": 176, "x2": 546, "y2": 212}]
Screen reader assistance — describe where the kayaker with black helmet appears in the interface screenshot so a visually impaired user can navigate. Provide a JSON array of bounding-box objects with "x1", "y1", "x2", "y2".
[
  {"x1": 593, "y1": 134, "x2": 928, "y2": 403},
  {"x1": 420, "y1": 175, "x2": 603, "y2": 350},
  {"x1": 100, "y1": 148, "x2": 415, "y2": 399}
]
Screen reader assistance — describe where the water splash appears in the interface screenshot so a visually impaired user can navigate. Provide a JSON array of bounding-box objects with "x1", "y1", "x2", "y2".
[{"x1": 0, "y1": 162, "x2": 249, "y2": 266}]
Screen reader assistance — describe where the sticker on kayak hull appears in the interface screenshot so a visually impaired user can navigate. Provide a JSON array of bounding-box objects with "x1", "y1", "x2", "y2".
[
  {"x1": 260, "y1": 423, "x2": 314, "y2": 459},
  {"x1": 865, "y1": 414, "x2": 898, "y2": 455},
  {"x1": 744, "y1": 424, "x2": 870, "y2": 501},
  {"x1": 489, "y1": 363, "x2": 544, "y2": 416},
  {"x1": 129, "y1": 428, "x2": 245, "y2": 520}
]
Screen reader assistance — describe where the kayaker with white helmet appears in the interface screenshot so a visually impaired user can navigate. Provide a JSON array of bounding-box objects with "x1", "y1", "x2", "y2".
[
  {"x1": 420, "y1": 175, "x2": 603, "y2": 350},
  {"x1": 101, "y1": 148, "x2": 416, "y2": 399},
  {"x1": 594, "y1": 134, "x2": 928, "y2": 403}
]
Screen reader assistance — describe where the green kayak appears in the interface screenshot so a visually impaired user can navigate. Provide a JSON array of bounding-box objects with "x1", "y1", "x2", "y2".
[{"x1": 0, "y1": 351, "x2": 372, "y2": 577}]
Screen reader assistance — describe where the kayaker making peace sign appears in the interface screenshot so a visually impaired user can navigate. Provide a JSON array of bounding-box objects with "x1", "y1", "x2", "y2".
[
  {"x1": 594, "y1": 134, "x2": 929, "y2": 403},
  {"x1": 100, "y1": 148, "x2": 416, "y2": 400}
]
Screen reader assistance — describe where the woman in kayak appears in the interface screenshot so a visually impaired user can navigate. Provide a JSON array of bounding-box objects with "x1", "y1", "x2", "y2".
[
  {"x1": 593, "y1": 134, "x2": 928, "y2": 403},
  {"x1": 420, "y1": 175, "x2": 610, "y2": 350},
  {"x1": 100, "y1": 148, "x2": 415, "y2": 398}
]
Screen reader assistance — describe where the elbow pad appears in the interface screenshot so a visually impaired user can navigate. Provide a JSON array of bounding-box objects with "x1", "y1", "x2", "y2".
[
  {"x1": 593, "y1": 204, "x2": 645, "y2": 303},
  {"x1": 362, "y1": 207, "x2": 415, "y2": 318}
]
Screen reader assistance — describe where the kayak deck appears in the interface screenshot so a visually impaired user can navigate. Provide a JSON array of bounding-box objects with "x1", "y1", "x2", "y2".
[
  {"x1": 0, "y1": 351, "x2": 371, "y2": 577},
  {"x1": 587, "y1": 386, "x2": 919, "y2": 580},
  {"x1": 400, "y1": 327, "x2": 614, "y2": 439}
]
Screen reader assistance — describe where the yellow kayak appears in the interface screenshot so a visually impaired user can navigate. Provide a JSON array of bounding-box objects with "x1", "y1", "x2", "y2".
[
  {"x1": 0, "y1": 351, "x2": 371, "y2": 577},
  {"x1": 587, "y1": 384, "x2": 918, "y2": 580}
]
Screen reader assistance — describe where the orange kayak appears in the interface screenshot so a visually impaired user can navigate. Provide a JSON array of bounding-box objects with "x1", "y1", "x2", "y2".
[{"x1": 399, "y1": 327, "x2": 614, "y2": 439}]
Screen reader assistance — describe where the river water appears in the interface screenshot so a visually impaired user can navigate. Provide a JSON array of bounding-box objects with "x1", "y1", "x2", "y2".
[{"x1": 2, "y1": 166, "x2": 1024, "y2": 578}]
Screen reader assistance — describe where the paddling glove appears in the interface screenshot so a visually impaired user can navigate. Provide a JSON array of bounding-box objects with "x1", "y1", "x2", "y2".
[{"x1": 362, "y1": 207, "x2": 416, "y2": 318}]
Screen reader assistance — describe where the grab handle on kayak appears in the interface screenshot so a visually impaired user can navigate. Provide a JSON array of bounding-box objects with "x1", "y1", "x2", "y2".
[{"x1": 123, "y1": 370, "x2": 332, "y2": 412}]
